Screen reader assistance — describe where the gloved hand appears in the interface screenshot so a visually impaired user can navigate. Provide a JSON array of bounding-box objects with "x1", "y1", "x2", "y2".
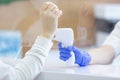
[
  {"x1": 72, "y1": 47, "x2": 91, "y2": 66},
  {"x1": 58, "y1": 42, "x2": 91, "y2": 66},
  {"x1": 58, "y1": 42, "x2": 72, "y2": 61}
]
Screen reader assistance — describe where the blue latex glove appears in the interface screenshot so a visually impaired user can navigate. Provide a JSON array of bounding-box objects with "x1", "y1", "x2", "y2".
[
  {"x1": 58, "y1": 42, "x2": 91, "y2": 66},
  {"x1": 58, "y1": 42, "x2": 72, "y2": 61},
  {"x1": 72, "y1": 47, "x2": 91, "y2": 66}
]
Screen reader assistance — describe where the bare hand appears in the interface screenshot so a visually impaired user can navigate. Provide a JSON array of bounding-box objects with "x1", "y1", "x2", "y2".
[{"x1": 40, "y1": 2, "x2": 62, "y2": 39}]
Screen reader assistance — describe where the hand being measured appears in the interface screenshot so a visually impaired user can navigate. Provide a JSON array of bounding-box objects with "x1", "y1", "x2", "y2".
[{"x1": 40, "y1": 2, "x2": 62, "y2": 39}]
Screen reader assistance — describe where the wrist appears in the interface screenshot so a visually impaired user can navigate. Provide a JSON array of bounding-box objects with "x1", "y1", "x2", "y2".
[
  {"x1": 40, "y1": 33, "x2": 54, "y2": 40},
  {"x1": 73, "y1": 48, "x2": 91, "y2": 66},
  {"x1": 78, "y1": 52, "x2": 91, "y2": 67}
]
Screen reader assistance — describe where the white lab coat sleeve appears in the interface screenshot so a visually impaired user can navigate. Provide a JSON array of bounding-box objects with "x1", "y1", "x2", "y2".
[
  {"x1": 103, "y1": 21, "x2": 120, "y2": 56},
  {"x1": 0, "y1": 60, "x2": 12, "y2": 80},
  {"x1": 8, "y1": 36, "x2": 53, "y2": 80}
]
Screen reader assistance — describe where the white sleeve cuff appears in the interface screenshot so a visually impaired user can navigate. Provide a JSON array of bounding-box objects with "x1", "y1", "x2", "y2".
[
  {"x1": 8, "y1": 36, "x2": 53, "y2": 80},
  {"x1": 32, "y1": 36, "x2": 53, "y2": 52},
  {"x1": 25, "y1": 36, "x2": 53, "y2": 58},
  {"x1": 103, "y1": 22, "x2": 120, "y2": 56}
]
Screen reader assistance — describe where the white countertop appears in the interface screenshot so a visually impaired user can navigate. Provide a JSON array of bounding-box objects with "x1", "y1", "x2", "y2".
[{"x1": 35, "y1": 50, "x2": 120, "y2": 80}]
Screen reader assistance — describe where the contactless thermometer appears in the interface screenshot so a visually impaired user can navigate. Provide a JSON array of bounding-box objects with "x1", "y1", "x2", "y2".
[{"x1": 54, "y1": 28, "x2": 75, "y2": 66}]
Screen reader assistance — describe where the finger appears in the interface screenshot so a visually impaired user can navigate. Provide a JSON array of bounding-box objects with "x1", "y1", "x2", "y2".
[
  {"x1": 59, "y1": 45, "x2": 73, "y2": 52},
  {"x1": 55, "y1": 10, "x2": 60, "y2": 17},
  {"x1": 55, "y1": 10, "x2": 62, "y2": 18},
  {"x1": 59, "y1": 48, "x2": 71, "y2": 53},
  {"x1": 53, "y1": 8, "x2": 59, "y2": 15},
  {"x1": 67, "y1": 46, "x2": 74, "y2": 51},
  {"x1": 41, "y1": 2, "x2": 51, "y2": 11},
  {"x1": 46, "y1": 2, "x2": 57, "y2": 12},
  {"x1": 50, "y1": 5, "x2": 58, "y2": 12},
  {"x1": 59, "y1": 47, "x2": 71, "y2": 52},
  {"x1": 60, "y1": 52, "x2": 71, "y2": 57},
  {"x1": 60, "y1": 56, "x2": 70, "y2": 59},
  {"x1": 46, "y1": 3, "x2": 52, "y2": 10},
  {"x1": 58, "y1": 10, "x2": 63, "y2": 18},
  {"x1": 58, "y1": 42, "x2": 63, "y2": 48},
  {"x1": 59, "y1": 56, "x2": 68, "y2": 61},
  {"x1": 45, "y1": 2, "x2": 53, "y2": 11}
]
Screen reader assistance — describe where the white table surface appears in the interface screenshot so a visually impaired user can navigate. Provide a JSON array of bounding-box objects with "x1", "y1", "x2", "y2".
[{"x1": 34, "y1": 50, "x2": 120, "y2": 80}]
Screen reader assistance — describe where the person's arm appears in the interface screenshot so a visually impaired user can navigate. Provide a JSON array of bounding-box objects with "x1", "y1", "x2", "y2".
[
  {"x1": 88, "y1": 45, "x2": 115, "y2": 65},
  {"x1": 4, "y1": 2, "x2": 62, "y2": 80},
  {"x1": 8, "y1": 36, "x2": 52, "y2": 80},
  {"x1": 89, "y1": 21, "x2": 120, "y2": 65},
  {"x1": 58, "y1": 21, "x2": 120, "y2": 66}
]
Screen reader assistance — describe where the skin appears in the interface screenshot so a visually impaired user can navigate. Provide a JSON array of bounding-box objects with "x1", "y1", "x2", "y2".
[
  {"x1": 40, "y1": 2, "x2": 62, "y2": 39},
  {"x1": 89, "y1": 45, "x2": 115, "y2": 65},
  {"x1": 10, "y1": 1, "x2": 62, "y2": 55},
  {"x1": 15, "y1": 0, "x2": 62, "y2": 42}
]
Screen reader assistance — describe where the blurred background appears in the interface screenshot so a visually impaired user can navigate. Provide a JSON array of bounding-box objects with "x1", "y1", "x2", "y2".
[{"x1": 0, "y1": 0, "x2": 120, "y2": 58}]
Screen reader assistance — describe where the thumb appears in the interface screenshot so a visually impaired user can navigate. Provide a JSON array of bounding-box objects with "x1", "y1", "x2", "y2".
[
  {"x1": 67, "y1": 46, "x2": 74, "y2": 51},
  {"x1": 58, "y1": 42, "x2": 63, "y2": 48}
]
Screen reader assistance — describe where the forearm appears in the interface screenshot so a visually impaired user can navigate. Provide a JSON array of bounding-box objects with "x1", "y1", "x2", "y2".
[
  {"x1": 89, "y1": 21, "x2": 120, "y2": 65},
  {"x1": 8, "y1": 36, "x2": 53, "y2": 80},
  {"x1": 89, "y1": 45, "x2": 115, "y2": 65}
]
